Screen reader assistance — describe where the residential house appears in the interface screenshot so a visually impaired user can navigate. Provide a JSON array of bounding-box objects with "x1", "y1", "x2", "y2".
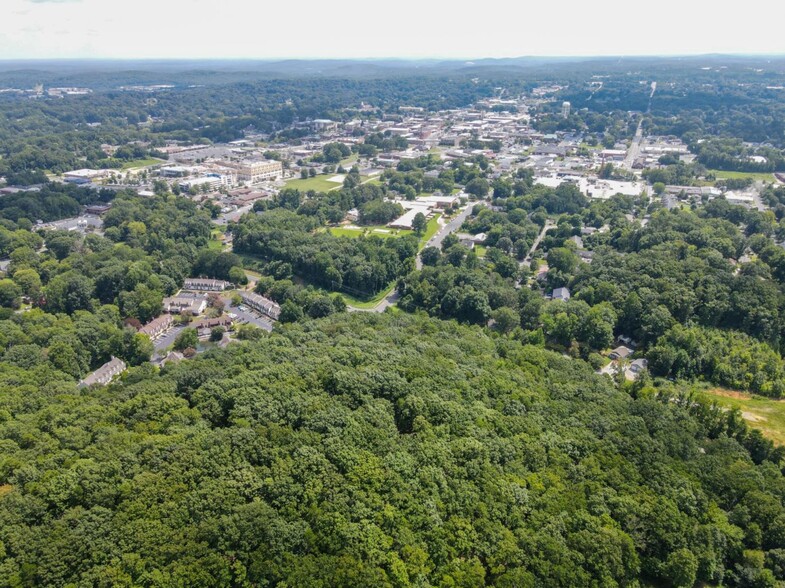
[
  {"x1": 609, "y1": 346, "x2": 633, "y2": 360},
  {"x1": 163, "y1": 293, "x2": 208, "y2": 316}
]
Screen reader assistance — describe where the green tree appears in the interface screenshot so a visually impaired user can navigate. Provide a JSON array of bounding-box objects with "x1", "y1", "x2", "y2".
[
  {"x1": 12, "y1": 268, "x2": 41, "y2": 300},
  {"x1": 279, "y1": 299, "x2": 304, "y2": 323},
  {"x1": 412, "y1": 212, "x2": 427, "y2": 235},
  {"x1": 0, "y1": 279, "x2": 22, "y2": 309},
  {"x1": 174, "y1": 328, "x2": 198, "y2": 351}
]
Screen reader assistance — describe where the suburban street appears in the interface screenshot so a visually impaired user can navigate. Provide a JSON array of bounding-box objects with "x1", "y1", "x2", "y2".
[
  {"x1": 350, "y1": 202, "x2": 476, "y2": 313},
  {"x1": 622, "y1": 119, "x2": 644, "y2": 171},
  {"x1": 523, "y1": 220, "x2": 555, "y2": 265}
]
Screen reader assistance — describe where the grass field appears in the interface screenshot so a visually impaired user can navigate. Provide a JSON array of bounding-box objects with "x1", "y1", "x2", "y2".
[
  {"x1": 285, "y1": 175, "x2": 344, "y2": 192},
  {"x1": 341, "y1": 285, "x2": 396, "y2": 309},
  {"x1": 331, "y1": 226, "x2": 412, "y2": 239},
  {"x1": 475, "y1": 245, "x2": 487, "y2": 258},
  {"x1": 420, "y1": 215, "x2": 441, "y2": 245},
  {"x1": 709, "y1": 169, "x2": 775, "y2": 182},
  {"x1": 340, "y1": 153, "x2": 359, "y2": 167},
  {"x1": 330, "y1": 214, "x2": 442, "y2": 244},
  {"x1": 699, "y1": 388, "x2": 785, "y2": 445},
  {"x1": 121, "y1": 158, "x2": 165, "y2": 170}
]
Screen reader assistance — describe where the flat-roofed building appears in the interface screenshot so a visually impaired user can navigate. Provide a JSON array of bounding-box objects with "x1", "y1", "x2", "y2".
[{"x1": 224, "y1": 159, "x2": 283, "y2": 184}]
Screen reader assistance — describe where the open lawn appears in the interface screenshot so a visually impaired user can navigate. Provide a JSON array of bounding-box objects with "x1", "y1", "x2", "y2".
[
  {"x1": 420, "y1": 215, "x2": 441, "y2": 245},
  {"x1": 285, "y1": 175, "x2": 344, "y2": 192},
  {"x1": 342, "y1": 285, "x2": 395, "y2": 309},
  {"x1": 340, "y1": 153, "x2": 359, "y2": 167},
  {"x1": 699, "y1": 387, "x2": 785, "y2": 445},
  {"x1": 709, "y1": 169, "x2": 775, "y2": 182},
  {"x1": 475, "y1": 245, "x2": 487, "y2": 258},
  {"x1": 329, "y1": 214, "x2": 440, "y2": 245},
  {"x1": 121, "y1": 158, "x2": 165, "y2": 170},
  {"x1": 331, "y1": 226, "x2": 413, "y2": 239}
]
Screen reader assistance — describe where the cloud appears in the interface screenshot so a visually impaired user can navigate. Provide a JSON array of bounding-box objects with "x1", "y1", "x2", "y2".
[{"x1": 27, "y1": 0, "x2": 82, "y2": 3}]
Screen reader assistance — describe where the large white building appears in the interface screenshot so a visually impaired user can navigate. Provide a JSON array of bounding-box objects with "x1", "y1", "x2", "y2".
[{"x1": 223, "y1": 159, "x2": 283, "y2": 184}]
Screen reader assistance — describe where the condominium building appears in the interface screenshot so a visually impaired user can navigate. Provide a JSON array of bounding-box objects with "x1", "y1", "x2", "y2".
[
  {"x1": 240, "y1": 291, "x2": 281, "y2": 320},
  {"x1": 184, "y1": 278, "x2": 232, "y2": 292},
  {"x1": 139, "y1": 314, "x2": 174, "y2": 339},
  {"x1": 79, "y1": 356, "x2": 127, "y2": 387}
]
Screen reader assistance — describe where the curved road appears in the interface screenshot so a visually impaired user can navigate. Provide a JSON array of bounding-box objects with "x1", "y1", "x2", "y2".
[{"x1": 349, "y1": 203, "x2": 477, "y2": 313}]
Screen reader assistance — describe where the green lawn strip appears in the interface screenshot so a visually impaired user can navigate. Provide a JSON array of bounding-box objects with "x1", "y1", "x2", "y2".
[
  {"x1": 342, "y1": 284, "x2": 395, "y2": 309},
  {"x1": 709, "y1": 169, "x2": 775, "y2": 182},
  {"x1": 121, "y1": 158, "x2": 165, "y2": 170}
]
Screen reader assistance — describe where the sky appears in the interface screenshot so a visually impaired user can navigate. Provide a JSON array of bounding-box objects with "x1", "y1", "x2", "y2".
[{"x1": 2, "y1": 0, "x2": 785, "y2": 60}]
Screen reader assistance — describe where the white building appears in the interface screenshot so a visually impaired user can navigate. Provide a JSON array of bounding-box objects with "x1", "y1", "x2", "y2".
[
  {"x1": 79, "y1": 356, "x2": 126, "y2": 387},
  {"x1": 184, "y1": 278, "x2": 232, "y2": 292},
  {"x1": 561, "y1": 101, "x2": 571, "y2": 118},
  {"x1": 223, "y1": 159, "x2": 283, "y2": 184},
  {"x1": 240, "y1": 292, "x2": 281, "y2": 320}
]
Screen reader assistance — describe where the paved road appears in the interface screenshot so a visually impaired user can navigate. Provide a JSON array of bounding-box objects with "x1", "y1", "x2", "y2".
[
  {"x1": 421, "y1": 202, "x2": 476, "y2": 258},
  {"x1": 523, "y1": 220, "x2": 555, "y2": 265},
  {"x1": 349, "y1": 203, "x2": 477, "y2": 313},
  {"x1": 622, "y1": 119, "x2": 644, "y2": 171},
  {"x1": 215, "y1": 204, "x2": 253, "y2": 225}
]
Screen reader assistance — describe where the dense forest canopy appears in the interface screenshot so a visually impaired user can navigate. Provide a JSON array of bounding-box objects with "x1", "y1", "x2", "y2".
[{"x1": 1, "y1": 312, "x2": 784, "y2": 587}]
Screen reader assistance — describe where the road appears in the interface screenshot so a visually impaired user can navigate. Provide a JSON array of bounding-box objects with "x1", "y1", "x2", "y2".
[
  {"x1": 349, "y1": 202, "x2": 477, "y2": 313},
  {"x1": 215, "y1": 204, "x2": 253, "y2": 225},
  {"x1": 523, "y1": 220, "x2": 555, "y2": 265},
  {"x1": 622, "y1": 119, "x2": 644, "y2": 171}
]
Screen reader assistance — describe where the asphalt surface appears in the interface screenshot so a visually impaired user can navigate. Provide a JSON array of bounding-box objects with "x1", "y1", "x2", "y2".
[
  {"x1": 221, "y1": 294, "x2": 275, "y2": 332},
  {"x1": 523, "y1": 220, "x2": 555, "y2": 265},
  {"x1": 152, "y1": 324, "x2": 185, "y2": 355}
]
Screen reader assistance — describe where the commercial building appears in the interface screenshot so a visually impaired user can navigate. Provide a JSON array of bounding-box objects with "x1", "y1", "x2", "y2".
[
  {"x1": 79, "y1": 356, "x2": 126, "y2": 387},
  {"x1": 312, "y1": 119, "x2": 338, "y2": 132},
  {"x1": 240, "y1": 292, "x2": 281, "y2": 320},
  {"x1": 223, "y1": 159, "x2": 283, "y2": 184},
  {"x1": 178, "y1": 176, "x2": 223, "y2": 192}
]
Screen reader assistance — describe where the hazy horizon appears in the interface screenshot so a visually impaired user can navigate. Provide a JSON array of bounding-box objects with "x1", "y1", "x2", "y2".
[{"x1": 3, "y1": 0, "x2": 785, "y2": 61}]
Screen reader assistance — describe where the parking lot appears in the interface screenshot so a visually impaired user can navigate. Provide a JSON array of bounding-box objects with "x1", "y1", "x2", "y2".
[
  {"x1": 152, "y1": 324, "x2": 185, "y2": 355},
  {"x1": 226, "y1": 303, "x2": 274, "y2": 332}
]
